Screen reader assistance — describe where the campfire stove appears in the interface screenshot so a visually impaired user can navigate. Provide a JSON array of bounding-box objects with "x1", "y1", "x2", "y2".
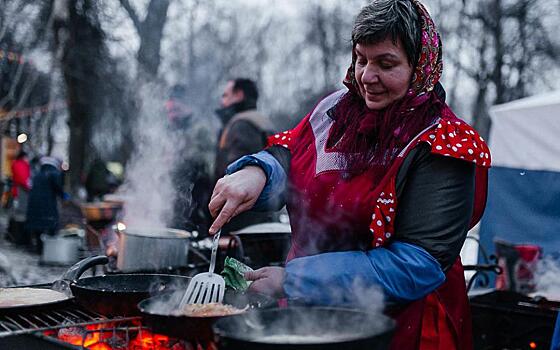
[
  {"x1": 470, "y1": 290, "x2": 560, "y2": 350},
  {"x1": 0, "y1": 302, "x2": 217, "y2": 350}
]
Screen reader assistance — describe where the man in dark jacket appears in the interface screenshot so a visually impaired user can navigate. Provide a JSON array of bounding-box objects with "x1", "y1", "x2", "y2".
[
  {"x1": 25, "y1": 157, "x2": 65, "y2": 253},
  {"x1": 214, "y1": 78, "x2": 277, "y2": 233}
]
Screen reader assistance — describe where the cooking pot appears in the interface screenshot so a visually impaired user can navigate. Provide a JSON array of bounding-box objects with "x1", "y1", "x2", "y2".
[
  {"x1": 213, "y1": 306, "x2": 394, "y2": 350},
  {"x1": 116, "y1": 227, "x2": 190, "y2": 272},
  {"x1": 80, "y1": 202, "x2": 123, "y2": 222},
  {"x1": 232, "y1": 222, "x2": 291, "y2": 268},
  {"x1": 40, "y1": 230, "x2": 83, "y2": 266}
]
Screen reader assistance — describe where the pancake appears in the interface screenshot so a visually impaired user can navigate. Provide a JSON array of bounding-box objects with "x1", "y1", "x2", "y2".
[{"x1": 0, "y1": 288, "x2": 67, "y2": 308}]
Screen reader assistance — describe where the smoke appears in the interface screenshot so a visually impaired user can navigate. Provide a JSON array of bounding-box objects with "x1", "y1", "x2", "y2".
[{"x1": 120, "y1": 83, "x2": 179, "y2": 229}]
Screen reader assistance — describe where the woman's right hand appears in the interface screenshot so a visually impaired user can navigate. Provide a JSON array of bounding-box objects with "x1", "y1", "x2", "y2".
[{"x1": 208, "y1": 166, "x2": 266, "y2": 235}]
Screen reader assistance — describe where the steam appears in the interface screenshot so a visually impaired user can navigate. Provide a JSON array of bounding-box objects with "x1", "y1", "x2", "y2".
[
  {"x1": 217, "y1": 304, "x2": 393, "y2": 344},
  {"x1": 118, "y1": 82, "x2": 217, "y2": 231},
  {"x1": 119, "y1": 83, "x2": 178, "y2": 228},
  {"x1": 535, "y1": 255, "x2": 560, "y2": 298},
  {"x1": 0, "y1": 252, "x2": 18, "y2": 286}
]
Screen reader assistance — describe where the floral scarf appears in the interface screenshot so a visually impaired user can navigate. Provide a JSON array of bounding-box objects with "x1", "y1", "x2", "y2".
[{"x1": 330, "y1": 0, "x2": 449, "y2": 179}]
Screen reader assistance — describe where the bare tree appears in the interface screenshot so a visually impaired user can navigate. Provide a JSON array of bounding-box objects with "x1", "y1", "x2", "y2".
[
  {"x1": 118, "y1": 0, "x2": 170, "y2": 79},
  {"x1": 444, "y1": 0, "x2": 559, "y2": 138}
]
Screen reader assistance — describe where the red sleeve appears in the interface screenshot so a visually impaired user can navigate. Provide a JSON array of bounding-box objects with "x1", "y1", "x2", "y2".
[{"x1": 418, "y1": 118, "x2": 491, "y2": 168}]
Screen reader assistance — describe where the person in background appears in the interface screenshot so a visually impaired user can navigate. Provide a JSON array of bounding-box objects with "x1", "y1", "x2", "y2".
[
  {"x1": 25, "y1": 156, "x2": 67, "y2": 253},
  {"x1": 85, "y1": 158, "x2": 119, "y2": 202},
  {"x1": 165, "y1": 84, "x2": 194, "y2": 130},
  {"x1": 214, "y1": 78, "x2": 277, "y2": 233},
  {"x1": 208, "y1": 1, "x2": 491, "y2": 349},
  {"x1": 7, "y1": 150, "x2": 31, "y2": 244},
  {"x1": 164, "y1": 84, "x2": 213, "y2": 233}
]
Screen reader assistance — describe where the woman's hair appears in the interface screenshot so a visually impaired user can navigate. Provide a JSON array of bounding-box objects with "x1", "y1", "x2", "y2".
[{"x1": 352, "y1": 0, "x2": 421, "y2": 66}]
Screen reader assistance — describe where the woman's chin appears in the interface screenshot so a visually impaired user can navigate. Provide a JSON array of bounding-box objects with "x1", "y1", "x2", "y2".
[{"x1": 364, "y1": 99, "x2": 388, "y2": 111}]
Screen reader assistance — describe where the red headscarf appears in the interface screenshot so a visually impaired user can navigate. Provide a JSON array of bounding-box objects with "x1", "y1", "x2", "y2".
[{"x1": 330, "y1": 0, "x2": 449, "y2": 179}]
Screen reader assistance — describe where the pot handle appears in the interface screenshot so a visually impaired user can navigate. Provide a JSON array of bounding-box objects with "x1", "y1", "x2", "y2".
[{"x1": 61, "y1": 255, "x2": 109, "y2": 283}]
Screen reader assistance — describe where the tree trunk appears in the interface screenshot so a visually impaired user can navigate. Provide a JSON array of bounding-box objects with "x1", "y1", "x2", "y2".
[
  {"x1": 136, "y1": 0, "x2": 170, "y2": 78},
  {"x1": 61, "y1": 0, "x2": 105, "y2": 193}
]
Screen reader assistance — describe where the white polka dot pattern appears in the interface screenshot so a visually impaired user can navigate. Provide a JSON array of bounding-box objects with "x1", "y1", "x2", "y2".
[
  {"x1": 369, "y1": 178, "x2": 397, "y2": 248},
  {"x1": 418, "y1": 118, "x2": 491, "y2": 168},
  {"x1": 268, "y1": 130, "x2": 293, "y2": 149}
]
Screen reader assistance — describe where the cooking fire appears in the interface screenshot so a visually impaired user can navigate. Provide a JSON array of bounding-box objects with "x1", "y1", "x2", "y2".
[{"x1": 43, "y1": 319, "x2": 217, "y2": 350}]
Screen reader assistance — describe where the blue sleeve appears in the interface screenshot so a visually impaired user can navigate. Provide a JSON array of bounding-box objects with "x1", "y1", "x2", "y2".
[
  {"x1": 284, "y1": 242, "x2": 445, "y2": 306},
  {"x1": 226, "y1": 151, "x2": 287, "y2": 211},
  {"x1": 552, "y1": 312, "x2": 560, "y2": 350}
]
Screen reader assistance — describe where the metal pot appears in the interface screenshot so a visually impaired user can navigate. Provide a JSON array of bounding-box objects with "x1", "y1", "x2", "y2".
[
  {"x1": 116, "y1": 227, "x2": 190, "y2": 272},
  {"x1": 40, "y1": 232, "x2": 82, "y2": 266}
]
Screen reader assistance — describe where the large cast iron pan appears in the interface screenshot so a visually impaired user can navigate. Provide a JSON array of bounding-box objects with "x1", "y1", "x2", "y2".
[
  {"x1": 138, "y1": 289, "x2": 276, "y2": 341},
  {"x1": 213, "y1": 307, "x2": 395, "y2": 350},
  {"x1": 0, "y1": 255, "x2": 190, "y2": 317},
  {"x1": 67, "y1": 256, "x2": 190, "y2": 316}
]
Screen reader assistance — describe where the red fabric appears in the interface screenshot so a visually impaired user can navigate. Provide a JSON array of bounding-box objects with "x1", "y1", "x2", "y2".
[
  {"x1": 388, "y1": 259, "x2": 472, "y2": 350},
  {"x1": 11, "y1": 158, "x2": 30, "y2": 197},
  {"x1": 268, "y1": 113, "x2": 491, "y2": 254},
  {"x1": 268, "y1": 110, "x2": 486, "y2": 349}
]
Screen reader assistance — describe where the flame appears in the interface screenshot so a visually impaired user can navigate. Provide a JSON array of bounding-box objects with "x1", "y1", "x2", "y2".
[
  {"x1": 57, "y1": 323, "x2": 116, "y2": 348},
  {"x1": 89, "y1": 343, "x2": 113, "y2": 350},
  {"x1": 51, "y1": 321, "x2": 217, "y2": 350},
  {"x1": 130, "y1": 329, "x2": 172, "y2": 349}
]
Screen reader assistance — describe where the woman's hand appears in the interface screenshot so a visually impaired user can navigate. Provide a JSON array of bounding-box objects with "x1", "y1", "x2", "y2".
[
  {"x1": 208, "y1": 166, "x2": 266, "y2": 234},
  {"x1": 245, "y1": 267, "x2": 286, "y2": 297}
]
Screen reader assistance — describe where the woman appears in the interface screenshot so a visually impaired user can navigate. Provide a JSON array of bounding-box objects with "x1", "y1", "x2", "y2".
[
  {"x1": 25, "y1": 157, "x2": 65, "y2": 253},
  {"x1": 209, "y1": 1, "x2": 490, "y2": 349}
]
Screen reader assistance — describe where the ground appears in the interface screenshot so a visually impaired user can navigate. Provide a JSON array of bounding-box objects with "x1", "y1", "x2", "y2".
[{"x1": 0, "y1": 205, "x2": 91, "y2": 287}]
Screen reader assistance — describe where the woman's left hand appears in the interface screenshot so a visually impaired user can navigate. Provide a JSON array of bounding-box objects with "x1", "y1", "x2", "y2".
[{"x1": 245, "y1": 267, "x2": 286, "y2": 298}]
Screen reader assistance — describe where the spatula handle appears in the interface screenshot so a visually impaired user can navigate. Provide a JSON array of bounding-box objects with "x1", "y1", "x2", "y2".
[{"x1": 208, "y1": 230, "x2": 221, "y2": 275}]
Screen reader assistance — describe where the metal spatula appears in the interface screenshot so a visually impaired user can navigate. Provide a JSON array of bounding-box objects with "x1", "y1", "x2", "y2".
[{"x1": 179, "y1": 230, "x2": 225, "y2": 306}]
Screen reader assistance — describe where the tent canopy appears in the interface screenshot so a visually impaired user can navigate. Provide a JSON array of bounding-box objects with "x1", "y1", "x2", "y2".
[{"x1": 480, "y1": 90, "x2": 560, "y2": 256}]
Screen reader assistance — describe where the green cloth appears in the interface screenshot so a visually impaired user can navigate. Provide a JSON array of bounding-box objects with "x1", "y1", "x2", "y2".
[{"x1": 221, "y1": 257, "x2": 253, "y2": 291}]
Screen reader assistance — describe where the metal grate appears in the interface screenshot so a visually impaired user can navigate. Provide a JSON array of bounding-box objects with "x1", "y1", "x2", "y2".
[{"x1": 0, "y1": 305, "x2": 139, "y2": 338}]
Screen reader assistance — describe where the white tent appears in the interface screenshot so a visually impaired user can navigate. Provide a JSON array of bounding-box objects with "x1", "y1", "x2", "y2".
[
  {"x1": 462, "y1": 90, "x2": 560, "y2": 280},
  {"x1": 489, "y1": 90, "x2": 560, "y2": 172},
  {"x1": 477, "y1": 89, "x2": 560, "y2": 258}
]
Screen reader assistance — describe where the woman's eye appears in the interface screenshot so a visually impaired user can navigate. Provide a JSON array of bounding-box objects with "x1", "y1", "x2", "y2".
[
  {"x1": 356, "y1": 57, "x2": 367, "y2": 66},
  {"x1": 380, "y1": 62, "x2": 394, "y2": 69}
]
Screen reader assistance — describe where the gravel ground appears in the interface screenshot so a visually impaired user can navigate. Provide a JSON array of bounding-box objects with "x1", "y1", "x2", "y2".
[
  {"x1": 0, "y1": 207, "x2": 92, "y2": 287},
  {"x1": 0, "y1": 238, "x2": 69, "y2": 287}
]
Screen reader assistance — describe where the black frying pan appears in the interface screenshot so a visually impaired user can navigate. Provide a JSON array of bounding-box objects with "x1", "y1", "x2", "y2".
[
  {"x1": 0, "y1": 256, "x2": 108, "y2": 315},
  {"x1": 138, "y1": 289, "x2": 276, "y2": 341},
  {"x1": 66, "y1": 256, "x2": 190, "y2": 316},
  {"x1": 213, "y1": 307, "x2": 395, "y2": 350},
  {"x1": 0, "y1": 255, "x2": 190, "y2": 316}
]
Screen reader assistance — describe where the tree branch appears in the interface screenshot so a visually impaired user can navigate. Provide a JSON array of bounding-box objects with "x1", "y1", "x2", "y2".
[{"x1": 118, "y1": 0, "x2": 142, "y2": 32}]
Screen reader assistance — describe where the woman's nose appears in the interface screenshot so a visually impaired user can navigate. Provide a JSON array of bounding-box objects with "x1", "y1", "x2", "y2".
[{"x1": 361, "y1": 66, "x2": 380, "y2": 84}]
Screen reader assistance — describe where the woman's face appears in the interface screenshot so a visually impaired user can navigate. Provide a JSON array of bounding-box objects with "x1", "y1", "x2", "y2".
[{"x1": 354, "y1": 38, "x2": 413, "y2": 110}]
